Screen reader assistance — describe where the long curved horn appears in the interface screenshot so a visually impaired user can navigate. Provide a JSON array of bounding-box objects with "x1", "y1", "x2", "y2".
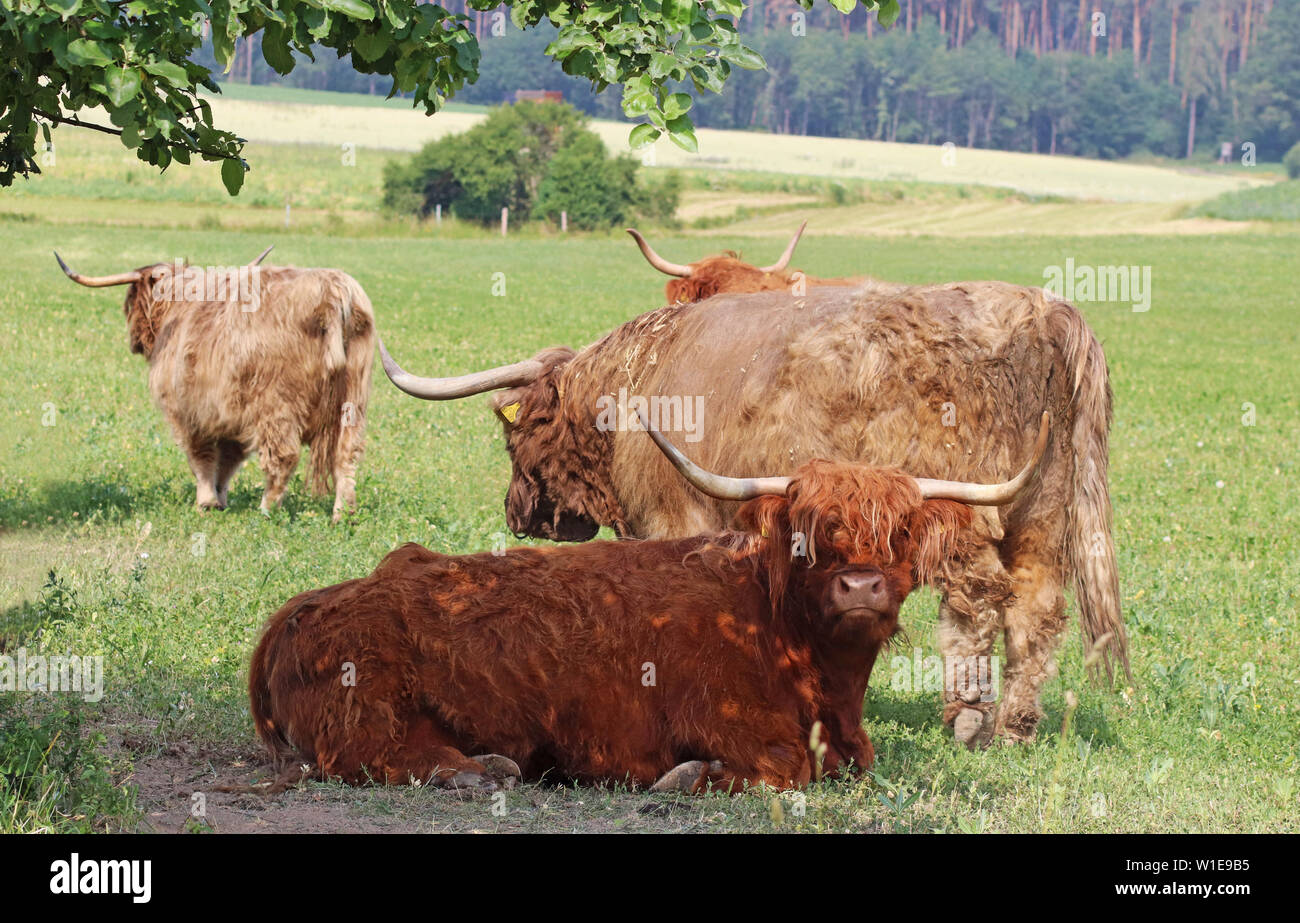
[
  {"x1": 625, "y1": 229, "x2": 692, "y2": 277},
  {"x1": 250, "y1": 245, "x2": 273, "y2": 266},
  {"x1": 637, "y1": 410, "x2": 792, "y2": 501},
  {"x1": 758, "y1": 220, "x2": 808, "y2": 274},
  {"x1": 53, "y1": 252, "x2": 143, "y2": 287},
  {"x1": 913, "y1": 412, "x2": 1050, "y2": 505},
  {"x1": 379, "y1": 338, "x2": 545, "y2": 401},
  {"x1": 643, "y1": 409, "x2": 1051, "y2": 507}
]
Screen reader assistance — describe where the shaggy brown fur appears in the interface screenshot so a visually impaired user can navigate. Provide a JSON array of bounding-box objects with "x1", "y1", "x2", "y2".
[
  {"x1": 117, "y1": 263, "x2": 373, "y2": 521},
  {"x1": 249, "y1": 461, "x2": 972, "y2": 792},
  {"x1": 484, "y1": 281, "x2": 1126, "y2": 744},
  {"x1": 660, "y1": 252, "x2": 876, "y2": 304}
]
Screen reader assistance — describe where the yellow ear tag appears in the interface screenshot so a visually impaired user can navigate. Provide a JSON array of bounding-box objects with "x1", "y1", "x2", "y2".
[{"x1": 500, "y1": 402, "x2": 520, "y2": 424}]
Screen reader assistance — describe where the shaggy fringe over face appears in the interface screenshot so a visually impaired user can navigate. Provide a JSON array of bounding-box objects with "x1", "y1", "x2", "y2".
[
  {"x1": 123, "y1": 267, "x2": 172, "y2": 356},
  {"x1": 489, "y1": 302, "x2": 700, "y2": 539},
  {"x1": 491, "y1": 347, "x2": 631, "y2": 537},
  {"x1": 717, "y1": 461, "x2": 973, "y2": 614}
]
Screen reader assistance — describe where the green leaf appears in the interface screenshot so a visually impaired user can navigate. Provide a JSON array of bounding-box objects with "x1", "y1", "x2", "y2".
[
  {"x1": 621, "y1": 83, "x2": 656, "y2": 118},
  {"x1": 45, "y1": 0, "x2": 82, "y2": 17},
  {"x1": 318, "y1": 0, "x2": 376, "y2": 21},
  {"x1": 828, "y1": 0, "x2": 859, "y2": 13},
  {"x1": 662, "y1": 92, "x2": 692, "y2": 120},
  {"x1": 876, "y1": 0, "x2": 902, "y2": 27},
  {"x1": 668, "y1": 126, "x2": 698, "y2": 153},
  {"x1": 383, "y1": 2, "x2": 409, "y2": 29},
  {"x1": 353, "y1": 30, "x2": 390, "y2": 64},
  {"x1": 261, "y1": 24, "x2": 295, "y2": 74},
  {"x1": 662, "y1": 0, "x2": 694, "y2": 31},
  {"x1": 628, "y1": 123, "x2": 661, "y2": 149},
  {"x1": 211, "y1": 24, "x2": 234, "y2": 70},
  {"x1": 221, "y1": 157, "x2": 245, "y2": 196},
  {"x1": 66, "y1": 38, "x2": 114, "y2": 67},
  {"x1": 144, "y1": 61, "x2": 189, "y2": 86},
  {"x1": 648, "y1": 52, "x2": 676, "y2": 81},
  {"x1": 103, "y1": 68, "x2": 142, "y2": 107},
  {"x1": 721, "y1": 44, "x2": 765, "y2": 70}
]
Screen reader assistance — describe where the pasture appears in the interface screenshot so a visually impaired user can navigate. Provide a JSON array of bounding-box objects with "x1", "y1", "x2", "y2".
[{"x1": 1, "y1": 94, "x2": 1297, "y2": 834}]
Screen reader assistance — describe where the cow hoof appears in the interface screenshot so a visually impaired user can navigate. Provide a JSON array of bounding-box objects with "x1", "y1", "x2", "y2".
[
  {"x1": 650, "y1": 759, "x2": 723, "y2": 793},
  {"x1": 953, "y1": 708, "x2": 993, "y2": 750},
  {"x1": 471, "y1": 753, "x2": 522, "y2": 789}
]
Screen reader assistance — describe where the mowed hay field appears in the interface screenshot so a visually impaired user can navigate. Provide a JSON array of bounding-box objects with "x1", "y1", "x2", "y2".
[{"x1": 2, "y1": 95, "x2": 1298, "y2": 833}]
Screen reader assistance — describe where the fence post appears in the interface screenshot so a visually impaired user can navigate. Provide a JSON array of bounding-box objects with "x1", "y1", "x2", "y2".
[
  {"x1": 561, "y1": 210, "x2": 568, "y2": 233},
  {"x1": 435, "y1": 203, "x2": 442, "y2": 225},
  {"x1": 501, "y1": 207, "x2": 508, "y2": 237}
]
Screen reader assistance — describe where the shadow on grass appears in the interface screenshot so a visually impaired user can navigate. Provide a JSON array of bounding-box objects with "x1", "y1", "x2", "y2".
[
  {"x1": 0, "y1": 599, "x2": 49, "y2": 651},
  {"x1": 0, "y1": 475, "x2": 157, "y2": 528},
  {"x1": 869, "y1": 692, "x2": 1124, "y2": 751},
  {"x1": 0, "y1": 473, "x2": 338, "y2": 529}
]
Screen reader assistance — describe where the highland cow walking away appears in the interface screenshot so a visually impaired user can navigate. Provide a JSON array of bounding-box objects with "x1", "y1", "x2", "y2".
[
  {"x1": 248, "y1": 414, "x2": 1048, "y2": 793},
  {"x1": 55, "y1": 250, "x2": 374, "y2": 522},
  {"x1": 381, "y1": 280, "x2": 1126, "y2": 745}
]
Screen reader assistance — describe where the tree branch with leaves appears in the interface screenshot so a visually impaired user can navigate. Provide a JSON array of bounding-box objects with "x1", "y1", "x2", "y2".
[{"x1": 0, "y1": 0, "x2": 900, "y2": 193}]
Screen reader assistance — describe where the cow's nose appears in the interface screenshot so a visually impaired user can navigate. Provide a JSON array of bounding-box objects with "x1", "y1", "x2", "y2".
[{"x1": 831, "y1": 571, "x2": 891, "y2": 614}]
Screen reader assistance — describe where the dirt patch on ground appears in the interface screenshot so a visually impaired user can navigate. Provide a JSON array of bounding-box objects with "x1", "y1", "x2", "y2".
[{"x1": 122, "y1": 738, "x2": 777, "y2": 834}]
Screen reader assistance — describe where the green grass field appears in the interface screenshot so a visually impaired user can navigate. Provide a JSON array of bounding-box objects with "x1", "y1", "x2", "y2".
[
  {"x1": 1192, "y1": 180, "x2": 1300, "y2": 222},
  {"x1": 1, "y1": 89, "x2": 1298, "y2": 833}
]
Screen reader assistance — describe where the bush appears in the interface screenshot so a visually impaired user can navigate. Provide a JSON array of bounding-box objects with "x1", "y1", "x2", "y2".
[
  {"x1": 1284, "y1": 141, "x2": 1300, "y2": 180},
  {"x1": 535, "y1": 133, "x2": 640, "y2": 230},
  {"x1": 0, "y1": 697, "x2": 137, "y2": 832},
  {"x1": 383, "y1": 100, "x2": 680, "y2": 228}
]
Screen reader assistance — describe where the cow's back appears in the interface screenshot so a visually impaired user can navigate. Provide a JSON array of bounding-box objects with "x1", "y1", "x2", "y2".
[
  {"x1": 252, "y1": 538, "x2": 809, "y2": 785},
  {"x1": 611, "y1": 281, "x2": 1089, "y2": 541},
  {"x1": 146, "y1": 267, "x2": 374, "y2": 445}
]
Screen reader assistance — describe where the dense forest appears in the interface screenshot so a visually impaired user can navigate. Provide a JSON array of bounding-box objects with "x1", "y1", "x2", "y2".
[{"x1": 204, "y1": 0, "x2": 1300, "y2": 161}]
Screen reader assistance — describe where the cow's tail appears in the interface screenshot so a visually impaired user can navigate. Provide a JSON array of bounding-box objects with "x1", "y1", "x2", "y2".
[
  {"x1": 1057, "y1": 304, "x2": 1130, "y2": 684},
  {"x1": 308, "y1": 276, "x2": 373, "y2": 499}
]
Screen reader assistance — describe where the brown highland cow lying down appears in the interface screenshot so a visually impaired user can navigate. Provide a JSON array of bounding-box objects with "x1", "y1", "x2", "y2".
[{"x1": 249, "y1": 415, "x2": 1048, "y2": 794}]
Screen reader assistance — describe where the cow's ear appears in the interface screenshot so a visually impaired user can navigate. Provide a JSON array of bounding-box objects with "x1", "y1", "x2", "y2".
[
  {"x1": 736, "y1": 495, "x2": 795, "y2": 607},
  {"x1": 912, "y1": 499, "x2": 973, "y2": 582},
  {"x1": 735, "y1": 495, "x2": 789, "y2": 542},
  {"x1": 490, "y1": 388, "x2": 527, "y2": 425}
]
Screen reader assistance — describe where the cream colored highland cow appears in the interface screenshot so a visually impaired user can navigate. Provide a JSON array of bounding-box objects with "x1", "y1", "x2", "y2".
[{"x1": 55, "y1": 247, "x2": 373, "y2": 522}]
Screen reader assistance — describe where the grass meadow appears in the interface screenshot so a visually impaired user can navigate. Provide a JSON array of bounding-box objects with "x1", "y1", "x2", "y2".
[{"x1": 1, "y1": 92, "x2": 1297, "y2": 833}]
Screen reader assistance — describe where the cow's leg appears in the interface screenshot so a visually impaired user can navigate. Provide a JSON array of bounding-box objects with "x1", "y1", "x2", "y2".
[
  {"x1": 650, "y1": 760, "x2": 724, "y2": 793},
  {"x1": 996, "y1": 555, "x2": 1068, "y2": 742},
  {"x1": 937, "y1": 598, "x2": 1003, "y2": 748},
  {"x1": 214, "y1": 439, "x2": 247, "y2": 509},
  {"x1": 330, "y1": 430, "x2": 361, "y2": 524},
  {"x1": 330, "y1": 372, "x2": 368, "y2": 525},
  {"x1": 256, "y1": 423, "x2": 301, "y2": 514},
  {"x1": 935, "y1": 542, "x2": 1012, "y2": 749},
  {"x1": 183, "y1": 435, "x2": 221, "y2": 510},
  {"x1": 652, "y1": 745, "x2": 812, "y2": 794},
  {"x1": 327, "y1": 712, "x2": 506, "y2": 790}
]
